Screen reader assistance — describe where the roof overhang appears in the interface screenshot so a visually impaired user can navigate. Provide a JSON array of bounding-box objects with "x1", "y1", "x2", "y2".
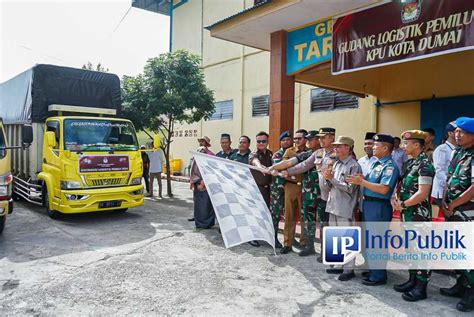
[
  {"x1": 131, "y1": 0, "x2": 171, "y2": 16},
  {"x1": 207, "y1": 0, "x2": 388, "y2": 51}
]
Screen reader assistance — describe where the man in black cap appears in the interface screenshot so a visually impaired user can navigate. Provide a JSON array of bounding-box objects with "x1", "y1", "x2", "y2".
[
  {"x1": 347, "y1": 133, "x2": 400, "y2": 286},
  {"x1": 358, "y1": 132, "x2": 377, "y2": 176},
  {"x1": 216, "y1": 133, "x2": 237, "y2": 159}
]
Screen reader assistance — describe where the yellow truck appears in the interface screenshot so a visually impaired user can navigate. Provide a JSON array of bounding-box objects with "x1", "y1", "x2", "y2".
[
  {"x1": 0, "y1": 121, "x2": 32, "y2": 233},
  {"x1": 0, "y1": 64, "x2": 144, "y2": 220}
]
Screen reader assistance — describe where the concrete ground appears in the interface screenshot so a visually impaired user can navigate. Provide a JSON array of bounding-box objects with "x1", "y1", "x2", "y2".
[{"x1": 0, "y1": 181, "x2": 468, "y2": 316}]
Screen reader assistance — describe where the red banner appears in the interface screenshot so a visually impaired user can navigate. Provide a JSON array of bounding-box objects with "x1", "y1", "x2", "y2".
[
  {"x1": 332, "y1": 0, "x2": 474, "y2": 74},
  {"x1": 79, "y1": 155, "x2": 130, "y2": 173}
]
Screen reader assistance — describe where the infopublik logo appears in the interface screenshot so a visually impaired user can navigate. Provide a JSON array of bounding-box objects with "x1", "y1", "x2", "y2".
[{"x1": 323, "y1": 227, "x2": 361, "y2": 265}]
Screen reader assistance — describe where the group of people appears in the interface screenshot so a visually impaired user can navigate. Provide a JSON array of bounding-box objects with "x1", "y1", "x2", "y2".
[{"x1": 189, "y1": 117, "x2": 474, "y2": 312}]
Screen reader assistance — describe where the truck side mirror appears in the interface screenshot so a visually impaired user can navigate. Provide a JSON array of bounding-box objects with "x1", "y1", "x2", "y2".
[
  {"x1": 45, "y1": 131, "x2": 57, "y2": 148},
  {"x1": 153, "y1": 135, "x2": 161, "y2": 149},
  {"x1": 22, "y1": 124, "x2": 33, "y2": 146}
]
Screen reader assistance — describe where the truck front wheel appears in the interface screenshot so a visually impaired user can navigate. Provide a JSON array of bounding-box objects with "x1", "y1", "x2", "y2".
[{"x1": 43, "y1": 187, "x2": 61, "y2": 220}]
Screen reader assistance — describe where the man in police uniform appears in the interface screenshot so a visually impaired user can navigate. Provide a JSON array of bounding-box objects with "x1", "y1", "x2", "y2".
[
  {"x1": 440, "y1": 117, "x2": 474, "y2": 312},
  {"x1": 269, "y1": 131, "x2": 293, "y2": 248},
  {"x1": 347, "y1": 134, "x2": 399, "y2": 286},
  {"x1": 215, "y1": 133, "x2": 237, "y2": 159},
  {"x1": 392, "y1": 130, "x2": 434, "y2": 301}
]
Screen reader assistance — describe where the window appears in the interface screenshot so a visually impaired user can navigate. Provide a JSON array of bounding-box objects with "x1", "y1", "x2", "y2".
[
  {"x1": 310, "y1": 88, "x2": 359, "y2": 112},
  {"x1": 47, "y1": 121, "x2": 60, "y2": 149},
  {"x1": 252, "y1": 95, "x2": 269, "y2": 117},
  {"x1": 209, "y1": 100, "x2": 233, "y2": 121}
]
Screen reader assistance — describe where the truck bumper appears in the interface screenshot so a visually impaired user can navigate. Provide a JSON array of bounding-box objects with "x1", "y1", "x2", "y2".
[
  {"x1": 57, "y1": 185, "x2": 144, "y2": 214},
  {"x1": 0, "y1": 200, "x2": 9, "y2": 217}
]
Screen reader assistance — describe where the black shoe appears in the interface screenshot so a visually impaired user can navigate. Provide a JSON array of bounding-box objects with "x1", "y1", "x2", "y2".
[
  {"x1": 299, "y1": 240, "x2": 316, "y2": 256},
  {"x1": 326, "y1": 268, "x2": 344, "y2": 274},
  {"x1": 440, "y1": 277, "x2": 466, "y2": 298},
  {"x1": 457, "y1": 287, "x2": 474, "y2": 312},
  {"x1": 280, "y1": 246, "x2": 292, "y2": 254},
  {"x1": 248, "y1": 240, "x2": 260, "y2": 247},
  {"x1": 187, "y1": 217, "x2": 195, "y2": 221},
  {"x1": 394, "y1": 273, "x2": 417, "y2": 293},
  {"x1": 361, "y1": 271, "x2": 369, "y2": 278},
  {"x1": 338, "y1": 272, "x2": 356, "y2": 282},
  {"x1": 402, "y1": 279, "x2": 428, "y2": 302},
  {"x1": 362, "y1": 278, "x2": 387, "y2": 286},
  {"x1": 316, "y1": 255, "x2": 323, "y2": 263}
]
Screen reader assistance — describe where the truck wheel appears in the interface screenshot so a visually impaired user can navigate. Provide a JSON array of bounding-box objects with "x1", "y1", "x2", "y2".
[
  {"x1": 44, "y1": 187, "x2": 61, "y2": 220},
  {"x1": 0, "y1": 215, "x2": 5, "y2": 235}
]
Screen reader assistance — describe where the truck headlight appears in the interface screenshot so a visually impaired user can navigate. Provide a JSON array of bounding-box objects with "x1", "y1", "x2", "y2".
[
  {"x1": 0, "y1": 185, "x2": 10, "y2": 197},
  {"x1": 0, "y1": 173, "x2": 13, "y2": 198},
  {"x1": 130, "y1": 177, "x2": 142, "y2": 185},
  {"x1": 61, "y1": 181, "x2": 82, "y2": 190}
]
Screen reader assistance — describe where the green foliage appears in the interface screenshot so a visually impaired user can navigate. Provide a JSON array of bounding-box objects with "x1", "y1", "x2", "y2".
[
  {"x1": 121, "y1": 50, "x2": 215, "y2": 196},
  {"x1": 82, "y1": 61, "x2": 109, "y2": 72}
]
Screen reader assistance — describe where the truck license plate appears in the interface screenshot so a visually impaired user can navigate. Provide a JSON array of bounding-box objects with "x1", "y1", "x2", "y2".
[{"x1": 99, "y1": 201, "x2": 122, "y2": 209}]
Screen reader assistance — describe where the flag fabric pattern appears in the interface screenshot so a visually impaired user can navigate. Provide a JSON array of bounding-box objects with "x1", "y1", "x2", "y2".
[{"x1": 193, "y1": 152, "x2": 275, "y2": 249}]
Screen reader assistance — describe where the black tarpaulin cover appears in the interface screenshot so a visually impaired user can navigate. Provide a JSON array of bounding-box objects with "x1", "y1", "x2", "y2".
[{"x1": 0, "y1": 64, "x2": 121, "y2": 124}]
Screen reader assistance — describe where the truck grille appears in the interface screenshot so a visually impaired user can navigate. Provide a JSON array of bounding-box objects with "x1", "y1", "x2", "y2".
[{"x1": 87, "y1": 178, "x2": 126, "y2": 187}]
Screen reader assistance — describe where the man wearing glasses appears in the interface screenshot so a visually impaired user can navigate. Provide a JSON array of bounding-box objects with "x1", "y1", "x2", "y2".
[{"x1": 249, "y1": 131, "x2": 273, "y2": 209}]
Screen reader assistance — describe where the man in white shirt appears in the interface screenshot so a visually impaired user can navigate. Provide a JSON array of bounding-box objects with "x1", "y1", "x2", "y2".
[
  {"x1": 147, "y1": 143, "x2": 164, "y2": 198},
  {"x1": 431, "y1": 122, "x2": 457, "y2": 207},
  {"x1": 392, "y1": 137, "x2": 409, "y2": 177},
  {"x1": 358, "y1": 132, "x2": 377, "y2": 176}
]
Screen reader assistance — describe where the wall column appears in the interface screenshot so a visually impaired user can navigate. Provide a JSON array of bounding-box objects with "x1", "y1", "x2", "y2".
[{"x1": 269, "y1": 30, "x2": 295, "y2": 151}]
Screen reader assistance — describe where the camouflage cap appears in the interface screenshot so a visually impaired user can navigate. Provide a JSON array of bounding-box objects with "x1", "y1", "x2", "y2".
[
  {"x1": 401, "y1": 130, "x2": 427, "y2": 141},
  {"x1": 305, "y1": 130, "x2": 319, "y2": 138}
]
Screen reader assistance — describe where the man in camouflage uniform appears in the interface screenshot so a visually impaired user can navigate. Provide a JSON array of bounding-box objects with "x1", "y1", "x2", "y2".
[
  {"x1": 392, "y1": 130, "x2": 435, "y2": 302},
  {"x1": 269, "y1": 131, "x2": 292, "y2": 249},
  {"x1": 440, "y1": 117, "x2": 474, "y2": 312}
]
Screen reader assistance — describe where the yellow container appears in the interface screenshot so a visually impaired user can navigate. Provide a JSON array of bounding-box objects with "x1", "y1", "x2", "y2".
[{"x1": 170, "y1": 159, "x2": 182, "y2": 173}]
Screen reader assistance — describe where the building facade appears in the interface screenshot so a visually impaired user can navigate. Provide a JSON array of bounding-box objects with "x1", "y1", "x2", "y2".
[{"x1": 136, "y1": 0, "x2": 474, "y2": 174}]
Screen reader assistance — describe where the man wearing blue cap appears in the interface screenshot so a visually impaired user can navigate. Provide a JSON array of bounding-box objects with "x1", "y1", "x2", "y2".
[
  {"x1": 440, "y1": 117, "x2": 474, "y2": 312},
  {"x1": 431, "y1": 122, "x2": 457, "y2": 208},
  {"x1": 269, "y1": 131, "x2": 293, "y2": 248},
  {"x1": 347, "y1": 133, "x2": 399, "y2": 286}
]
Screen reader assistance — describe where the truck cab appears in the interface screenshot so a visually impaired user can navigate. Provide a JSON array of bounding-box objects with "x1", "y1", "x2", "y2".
[{"x1": 38, "y1": 105, "x2": 144, "y2": 218}]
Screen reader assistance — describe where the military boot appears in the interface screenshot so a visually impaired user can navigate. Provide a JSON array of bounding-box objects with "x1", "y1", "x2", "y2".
[
  {"x1": 402, "y1": 279, "x2": 428, "y2": 302},
  {"x1": 394, "y1": 272, "x2": 417, "y2": 293},
  {"x1": 299, "y1": 236, "x2": 316, "y2": 257},
  {"x1": 456, "y1": 287, "x2": 474, "y2": 312},
  {"x1": 440, "y1": 276, "x2": 466, "y2": 298}
]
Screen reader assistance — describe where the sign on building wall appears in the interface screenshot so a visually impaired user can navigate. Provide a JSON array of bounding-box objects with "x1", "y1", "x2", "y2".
[
  {"x1": 332, "y1": 0, "x2": 474, "y2": 75},
  {"x1": 286, "y1": 18, "x2": 332, "y2": 75}
]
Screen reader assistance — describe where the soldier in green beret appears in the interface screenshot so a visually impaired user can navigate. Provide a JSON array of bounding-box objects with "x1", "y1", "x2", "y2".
[{"x1": 392, "y1": 130, "x2": 434, "y2": 302}]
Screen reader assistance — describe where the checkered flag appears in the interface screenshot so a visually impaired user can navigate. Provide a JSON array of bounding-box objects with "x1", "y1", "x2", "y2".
[{"x1": 192, "y1": 151, "x2": 275, "y2": 250}]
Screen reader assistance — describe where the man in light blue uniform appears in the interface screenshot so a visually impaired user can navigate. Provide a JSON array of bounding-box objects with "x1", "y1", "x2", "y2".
[{"x1": 347, "y1": 133, "x2": 399, "y2": 286}]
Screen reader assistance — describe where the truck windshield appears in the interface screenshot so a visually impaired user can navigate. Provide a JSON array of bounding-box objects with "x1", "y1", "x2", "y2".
[
  {"x1": 64, "y1": 119, "x2": 139, "y2": 152},
  {"x1": 0, "y1": 128, "x2": 5, "y2": 158}
]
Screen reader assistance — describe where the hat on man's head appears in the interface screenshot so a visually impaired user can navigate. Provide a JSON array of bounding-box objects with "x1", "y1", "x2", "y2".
[
  {"x1": 364, "y1": 132, "x2": 376, "y2": 141},
  {"x1": 455, "y1": 117, "x2": 474, "y2": 134},
  {"x1": 197, "y1": 136, "x2": 211, "y2": 147},
  {"x1": 316, "y1": 127, "x2": 336, "y2": 136},
  {"x1": 220, "y1": 133, "x2": 231, "y2": 140},
  {"x1": 279, "y1": 131, "x2": 291, "y2": 141},
  {"x1": 401, "y1": 130, "x2": 427, "y2": 141},
  {"x1": 332, "y1": 136, "x2": 354, "y2": 147},
  {"x1": 140, "y1": 145, "x2": 146, "y2": 150},
  {"x1": 305, "y1": 130, "x2": 319, "y2": 139},
  {"x1": 373, "y1": 133, "x2": 395, "y2": 144},
  {"x1": 445, "y1": 121, "x2": 456, "y2": 135}
]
